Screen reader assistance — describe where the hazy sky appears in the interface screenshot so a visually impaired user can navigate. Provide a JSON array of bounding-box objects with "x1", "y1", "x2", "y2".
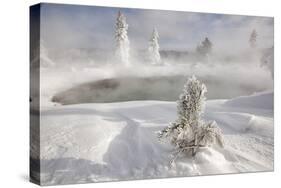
[{"x1": 40, "y1": 3, "x2": 273, "y2": 52}]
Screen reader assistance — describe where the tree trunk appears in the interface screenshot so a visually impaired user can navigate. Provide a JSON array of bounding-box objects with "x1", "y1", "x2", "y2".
[{"x1": 192, "y1": 134, "x2": 198, "y2": 156}]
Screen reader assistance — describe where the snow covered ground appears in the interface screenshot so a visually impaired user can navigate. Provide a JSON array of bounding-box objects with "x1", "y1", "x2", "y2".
[
  {"x1": 37, "y1": 91, "x2": 273, "y2": 185},
  {"x1": 29, "y1": 6, "x2": 274, "y2": 185}
]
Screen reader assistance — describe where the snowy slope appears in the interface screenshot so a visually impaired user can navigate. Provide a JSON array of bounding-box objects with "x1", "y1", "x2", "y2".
[{"x1": 38, "y1": 92, "x2": 273, "y2": 185}]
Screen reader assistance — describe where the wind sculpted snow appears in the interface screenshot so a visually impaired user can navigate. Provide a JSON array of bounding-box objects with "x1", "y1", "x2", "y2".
[{"x1": 36, "y1": 92, "x2": 273, "y2": 185}]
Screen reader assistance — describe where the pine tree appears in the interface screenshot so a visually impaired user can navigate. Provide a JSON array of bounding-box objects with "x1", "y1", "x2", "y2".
[
  {"x1": 148, "y1": 28, "x2": 161, "y2": 64},
  {"x1": 158, "y1": 76, "x2": 224, "y2": 162},
  {"x1": 249, "y1": 29, "x2": 257, "y2": 48},
  {"x1": 196, "y1": 37, "x2": 212, "y2": 57},
  {"x1": 260, "y1": 46, "x2": 274, "y2": 79},
  {"x1": 202, "y1": 37, "x2": 212, "y2": 52},
  {"x1": 115, "y1": 11, "x2": 130, "y2": 66}
]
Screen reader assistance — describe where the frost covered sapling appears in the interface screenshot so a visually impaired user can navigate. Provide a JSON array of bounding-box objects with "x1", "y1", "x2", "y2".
[{"x1": 158, "y1": 76, "x2": 224, "y2": 162}]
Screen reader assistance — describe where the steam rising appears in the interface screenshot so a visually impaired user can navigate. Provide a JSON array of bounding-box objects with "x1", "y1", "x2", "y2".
[{"x1": 36, "y1": 4, "x2": 273, "y2": 106}]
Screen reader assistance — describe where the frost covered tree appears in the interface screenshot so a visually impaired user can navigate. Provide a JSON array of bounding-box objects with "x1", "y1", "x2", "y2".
[
  {"x1": 115, "y1": 11, "x2": 130, "y2": 66},
  {"x1": 260, "y1": 46, "x2": 274, "y2": 79},
  {"x1": 148, "y1": 28, "x2": 161, "y2": 64},
  {"x1": 158, "y1": 76, "x2": 224, "y2": 162},
  {"x1": 249, "y1": 29, "x2": 258, "y2": 49},
  {"x1": 196, "y1": 37, "x2": 212, "y2": 57}
]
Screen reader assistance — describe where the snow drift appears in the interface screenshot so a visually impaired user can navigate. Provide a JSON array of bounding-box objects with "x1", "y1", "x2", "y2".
[
  {"x1": 224, "y1": 91, "x2": 273, "y2": 109},
  {"x1": 34, "y1": 92, "x2": 273, "y2": 185}
]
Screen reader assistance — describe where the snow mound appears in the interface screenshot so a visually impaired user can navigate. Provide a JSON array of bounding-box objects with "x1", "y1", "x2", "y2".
[{"x1": 224, "y1": 91, "x2": 273, "y2": 109}]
